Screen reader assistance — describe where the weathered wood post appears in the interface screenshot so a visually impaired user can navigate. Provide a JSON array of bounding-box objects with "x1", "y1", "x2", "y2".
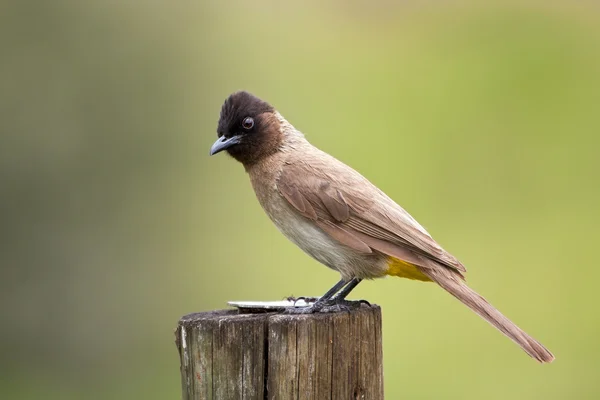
[{"x1": 175, "y1": 304, "x2": 384, "y2": 399}]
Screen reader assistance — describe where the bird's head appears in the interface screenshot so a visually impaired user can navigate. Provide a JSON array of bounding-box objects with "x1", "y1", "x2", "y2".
[{"x1": 210, "y1": 91, "x2": 282, "y2": 166}]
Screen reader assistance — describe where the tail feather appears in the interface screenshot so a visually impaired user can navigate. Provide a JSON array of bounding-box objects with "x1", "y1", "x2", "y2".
[{"x1": 420, "y1": 267, "x2": 555, "y2": 363}]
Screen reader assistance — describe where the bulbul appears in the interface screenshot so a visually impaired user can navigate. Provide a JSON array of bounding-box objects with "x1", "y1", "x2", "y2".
[{"x1": 210, "y1": 90, "x2": 554, "y2": 363}]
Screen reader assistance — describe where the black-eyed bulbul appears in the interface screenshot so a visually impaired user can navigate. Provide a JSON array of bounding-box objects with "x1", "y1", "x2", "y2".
[{"x1": 209, "y1": 91, "x2": 554, "y2": 363}]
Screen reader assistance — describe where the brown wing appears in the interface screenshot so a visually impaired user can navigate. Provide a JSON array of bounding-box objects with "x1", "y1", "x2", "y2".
[{"x1": 276, "y1": 158, "x2": 466, "y2": 275}]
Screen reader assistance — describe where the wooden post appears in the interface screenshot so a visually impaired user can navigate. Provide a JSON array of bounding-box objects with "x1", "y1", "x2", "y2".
[{"x1": 175, "y1": 305, "x2": 384, "y2": 400}]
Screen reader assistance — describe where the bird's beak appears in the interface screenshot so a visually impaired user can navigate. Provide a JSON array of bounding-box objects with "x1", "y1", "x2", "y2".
[{"x1": 210, "y1": 135, "x2": 241, "y2": 156}]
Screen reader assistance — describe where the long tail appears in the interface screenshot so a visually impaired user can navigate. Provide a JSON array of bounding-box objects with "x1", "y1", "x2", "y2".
[{"x1": 420, "y1": 267, "x2": 555, "y2": 363}]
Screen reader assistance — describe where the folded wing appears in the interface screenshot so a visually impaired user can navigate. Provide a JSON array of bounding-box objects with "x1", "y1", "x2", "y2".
[{"x1": 277, "y1": 160, "x2": 465, "y2": 276}]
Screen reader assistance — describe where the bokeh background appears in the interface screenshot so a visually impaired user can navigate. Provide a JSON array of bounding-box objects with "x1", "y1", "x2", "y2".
[{"x1": 1, "y1": 1, "x2": 599, "y2": 399}]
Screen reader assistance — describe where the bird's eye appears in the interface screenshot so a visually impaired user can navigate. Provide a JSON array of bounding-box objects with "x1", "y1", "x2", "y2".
[{"x1": 242, "y1": 117, "x2": 254, "y2": 130}]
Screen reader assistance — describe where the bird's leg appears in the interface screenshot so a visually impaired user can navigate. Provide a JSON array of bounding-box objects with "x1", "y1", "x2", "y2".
[
  {"x1": 284, "y1": 279, "x2": 350, "y2": 314},
  {"x1": 285, "y1": 278, "x2": 370, "y2": 314},
  {"x1": 317, "y1": 278, "x2": 349, "y2": 302},
  {"x1": 286, "y1": 279, "x2": 347, "y2": 304},
  {"x1": 331, "y1": 278, "x2": 362, "y2": 301},
  {"x1": 328, "y1": 278, "x2": 371, "y2": 309}
]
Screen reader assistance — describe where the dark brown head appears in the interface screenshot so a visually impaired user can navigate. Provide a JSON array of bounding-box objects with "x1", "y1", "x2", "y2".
[{"x1": 210, "y1": 91, "x2": 282, "y2": 166}]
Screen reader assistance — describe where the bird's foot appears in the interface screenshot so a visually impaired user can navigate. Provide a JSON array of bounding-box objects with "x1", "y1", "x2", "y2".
[
  {"x1": 283, "y1": 298, "x2": 371, "y2": 314},
  {"x1": 318, "y1": 299, "x2": 371, "y2": 313},
  {"x1": 285, "y1": 296, "x2": 320, "y2": 305}
]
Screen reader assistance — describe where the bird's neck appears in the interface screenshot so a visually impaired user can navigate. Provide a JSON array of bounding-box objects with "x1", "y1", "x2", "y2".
[{"x1": 275, "y1": 112, "x2": 306, "y2": 145}]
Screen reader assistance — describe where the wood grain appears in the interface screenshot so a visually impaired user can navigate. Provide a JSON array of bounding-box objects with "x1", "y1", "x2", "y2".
[{"x1": 176, "y1": 305, "x2": 383, "y2": 399}]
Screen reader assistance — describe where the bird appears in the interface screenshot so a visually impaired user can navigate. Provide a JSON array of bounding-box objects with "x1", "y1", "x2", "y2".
[{"x1": 209, "y1": 90, "x2": 554, "y2": 363}]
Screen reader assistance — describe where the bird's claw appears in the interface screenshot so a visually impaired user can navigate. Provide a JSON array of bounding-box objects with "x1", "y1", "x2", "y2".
[
  {"x1": 285, "y1": 296, "x2": 320, "y2": 305},
  {"x1": 283, "y1": 298, "x2": 371, "y2": 314}
]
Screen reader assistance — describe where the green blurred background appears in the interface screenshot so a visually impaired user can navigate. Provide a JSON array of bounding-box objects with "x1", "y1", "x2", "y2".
[{"x1": 1, "y1": 1, "x2": 599, "y2": 398}]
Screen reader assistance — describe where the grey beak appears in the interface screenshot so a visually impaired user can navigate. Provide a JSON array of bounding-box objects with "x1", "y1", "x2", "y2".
[{"x1": 210, "y1": 135, "x2": 241, "y2": 156}]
